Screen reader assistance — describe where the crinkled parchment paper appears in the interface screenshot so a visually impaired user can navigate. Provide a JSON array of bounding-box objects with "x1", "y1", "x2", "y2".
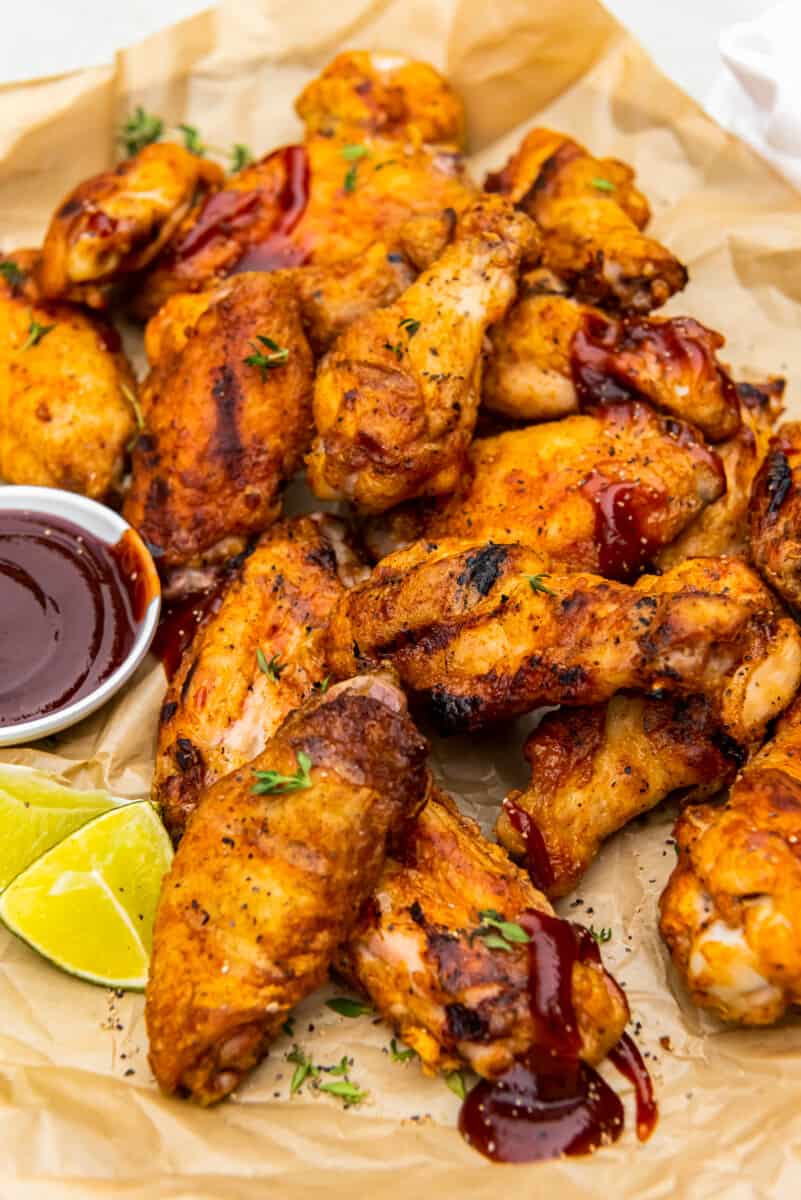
[{"x1": 3, "y1": 2, "x2": 801, "y2": 1196}]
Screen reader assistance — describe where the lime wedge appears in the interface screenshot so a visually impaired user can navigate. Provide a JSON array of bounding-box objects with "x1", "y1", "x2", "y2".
[
  {"x1": 0, "y1": 763, "x2": 132, "y2": 892},
  {"x1": 0, "y1": 802, "x2": 173, "y2": 990}
]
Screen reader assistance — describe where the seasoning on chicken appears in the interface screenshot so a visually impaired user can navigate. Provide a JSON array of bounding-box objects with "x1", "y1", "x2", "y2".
[
  {"x1": 123, "y1": 272, "x2": 313, "y2": 569},
  {"x1": 749, "y1": 420, "x2": 801, "y2": 610},
  {"x1": 36, "y1": 143, "x2": 223, "y2": 307},
  {"x1": 483, "y1": 269, "x2": 740, "y2": 442},
  {"x1": 154, "y1": 515, "x2": 365, "y2": 842},
  {"x1": 0, "y1": 255, "x2": 136, "y2": 498},
  {"x1": 486, "y1": 129, "x2": 687, "y2": 313},
  {"x1": 496, "y1": 695, "x2": 744, "y2": 898},
  {"x1": 656, "y1": 379, "x2": 784, "y2": 568},
  {"x1": 659, "y1": 696, "x2": 801, "y2": 1024},
  {"x1": 146, "y1": 672, "x2": 429, "y2": 1104},
  {"x1": 363, "y1": 402, "x2": 725, "y2": 577},
  {"x1": 307, "y1": 196, "x2": 539, "y2": 512},
  {"x1": 339, "y1": 789, "x2": 629, "y2": 1077},
  {"x1": 326, "y1": 542, "x2": 801, "y2": 742}
]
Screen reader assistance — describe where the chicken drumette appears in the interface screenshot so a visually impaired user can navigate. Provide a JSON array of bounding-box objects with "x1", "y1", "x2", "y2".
[
  {"x1": 326, "y1": 542, "x2": 801, "y2": 742},
  {"x1": 749, "y1": 420, "x2": 801, "y2": 610},
  {"x1": 340, "y1": 790, "x2": 629, "y2": 1078},
  {"x1": 146, "y1": 672, "x2": 429, "y2": 1104},
  {"x1": 485, "y1": 129, "x2": 687, "y2": 313},
  {"x1": 123, "y1": 272, "x2": 313, "y2": 569},
  {"x1": 660, "y1": 696, "x2": 801, "y2": 1025}
]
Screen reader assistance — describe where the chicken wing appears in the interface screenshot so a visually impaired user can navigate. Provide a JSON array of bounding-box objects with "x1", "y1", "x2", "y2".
[
  {"x1": 496, "y1": 695, "x2": 743, "y2": 898},
  {"x1": 154, "y1": 515, "x2": 364, "y2": 842},
  {"x1": 146, "y1": 672, "x2": 429, "y2": 1104},
  {"x1": 326, "y1": 542, "x2": 801, "y2": 742},
  {"x1": 0, "y1": 261, "x2": 135, "y2": 498},
  {"x1": 339, "y1": 790, "x2": 628, "y2": 1078},
  {"x1": 307, "y1": 196, "x2": 539, "y2": 512},
  {"x1": 486, "y1": 129, "x2": 687, "y2": 313},
  {"x1": 363, "y1": 402, "x2": 725, "y2": 578},
  {"x1": 656, "y1": 379, "x2": 784, "y2": 567},
  {"x1": 659, "y1": 695, "x2": 801, "y2": 1024},
  {"x1": 483, "y1": 270, "x2": 740, "y2": 441},
  {"x1": 749, "y1": 420, "x2": 801, "y2": 610},
  {"x1": 123, "y1": 272, "x2": 313, "y2": 568},
  {"x1": 36, "y1": 143, "x2": 223, "y2": 307}
]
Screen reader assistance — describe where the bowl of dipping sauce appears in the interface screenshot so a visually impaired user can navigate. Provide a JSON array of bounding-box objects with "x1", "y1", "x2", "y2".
[{"x1": 0, "y1": 486, "x2": 161, "y2": 746}]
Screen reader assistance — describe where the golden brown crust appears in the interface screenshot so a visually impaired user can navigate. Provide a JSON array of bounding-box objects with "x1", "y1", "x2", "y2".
[
  {"x1": 123, "y1": 272, "x2": 314, "y2": 567},
  {"x1": 146, "y1": 672, "x2": 430, "y2": 1104},
  {"x1": 749, "y1": 420, "x2": 801, "y2": 609},
  {"x1": 660, "y1": 696, "x2": 801, "y2": 1024},
  {"x1": 154, "y1": 515, "x2": 353, "y2": 842},
  {"x1": 340, "y1": 791, "x2": 628, "y2": 1077}
]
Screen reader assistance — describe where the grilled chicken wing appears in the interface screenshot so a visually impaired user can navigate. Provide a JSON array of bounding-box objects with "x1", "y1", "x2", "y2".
[
  {"x1": 307, "y1": 197, "x2": 539, "y2": 512},
  {"x1": 484, "y1": 270, "x2": 740, "y2": 441},
  {"x1": 364, "y1": 403, "x2": 724, "y2": 578},
  {"x1": 496, "y1": 695, "x2": 743, "y2": 898},
  {"x1": 339, "y1": 790, "x2": 628, "y2": 1077},
  {"x1": 749, "y1": 420, "x2": 801, "y2": 609},
  {"x1": 146, "y1": 672, "x2": 429, "y2": 1104},
  {"x1": 486, "y1": 129, "x2": 686, "y2": 313},
  {"x1": 0, "y1": 264, "x2": 135, "y2": 497},
  {"x1": 36, "y1": 143, "x2": 223, "y2": 307},
  {"x1": 326, "y1": 542, "x2": 801, "y2": 741},
  {"x1": 656, "y1": 380, "x2": 784, "y2": 567},
  {"x1": 123, "y1": 272, "x2": 313, "y2": 568},
  {"x1": 154, "y1": 515, "x2": 363, "y2": 842},
  {"x1": 660, "y1": 696, "x2": 801, "y2": 1024}
]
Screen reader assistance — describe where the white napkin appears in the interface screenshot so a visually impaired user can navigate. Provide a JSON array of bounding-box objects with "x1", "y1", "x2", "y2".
[{"x1": 708, "y1": 1, "x2": 801, "y2": 192}]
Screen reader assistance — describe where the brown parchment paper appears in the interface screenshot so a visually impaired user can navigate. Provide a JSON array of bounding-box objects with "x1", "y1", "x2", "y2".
[{"x1": 3, "y1": 2, "x2": 801, "y2": 1196}]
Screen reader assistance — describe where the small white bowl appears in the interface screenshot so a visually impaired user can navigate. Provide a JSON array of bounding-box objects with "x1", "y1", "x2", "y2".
[{"x1": 0, "y1": 486, "x2": 161, "y2": 747}]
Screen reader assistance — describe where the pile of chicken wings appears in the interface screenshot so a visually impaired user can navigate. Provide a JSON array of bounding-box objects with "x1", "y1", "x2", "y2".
[{"x1": 5, "y1": 50, "x2": 801, "y2": 1110}]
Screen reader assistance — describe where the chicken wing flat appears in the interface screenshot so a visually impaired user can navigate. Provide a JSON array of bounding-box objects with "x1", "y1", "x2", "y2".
[
  {"x1": 339, "y1": 790, "x2": 628, "y2": 1078},
  {"x1": 0, "y1": 262, "x2": 135, "y2": 498},
  {"x1": 154, "y1": 515, "x2": 362, "y2": 842},
  {"x1": 656, "y1": 379, "x2": 784, "y2": 568},
  {"x1": 363, "y1": 403, "x2": 724, "y2": 578},
  {"x1": 123, "y1": 272, "x2": 313, "y2": 568},
  {"x1": 307, "y1": 197, "x2": 539, "y2": 512},
  {"x1": 486, "y1": 129, "x2": 687, "y2": 313},
  {"x1": 36, "y1": 143, "x2": 223, "y2": 307},
  {"x1": 659, "y1": 696, "x2": 801, "y2": 1025},
  {"x1": 749, "y1": 420, "x2": 801, "y2": 610},
  {"x1": 146, "y1": 672, "x2": 429, "y2": 1104},
  {"x1": 326, "y1": 542, "x2": 801, "y2": 742},
  {"x1": 496, "y1": 695, "x2": 742, "y2": 898},
  {"x1": 483, "y1": 270, "x2": 740, "y2": 442}
]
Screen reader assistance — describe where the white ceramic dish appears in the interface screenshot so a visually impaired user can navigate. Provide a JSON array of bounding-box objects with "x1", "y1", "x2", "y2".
[{"x1": 0, "y1": 486, "x2": 161, "y2": 747}]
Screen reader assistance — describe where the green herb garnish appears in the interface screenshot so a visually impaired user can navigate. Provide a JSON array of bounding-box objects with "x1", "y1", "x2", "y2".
[
  {"x1": 389, "y1": 1038, "x2": 416, "y2": 1063},
  {"x1": 398, "y1": 317, "x2": 420, "y2": 338},
  {"x1": 178, "y1": 123, "x2": 206, "y2": 156},
  {"x1": 230, "y1": 143, "x2": 254, "y2": 172},
  {"x1": 591, "y1": 177, "x2": 616, "y2": 192},
  {"x1": 244, "y1": 335, "x2": 290, "y2": 380},
  {"x1": 326, "y1": 997, "x2": 374, "y2": 1018},
  {"x1": 526, "y1": 573, "x2": 556, "y2": 596},
  {"x1": 318, "y1": 1079, "x2": 368, "y2": 1107},
  {"x1": 119, "y1": 107, "x2": 164, "y2": 156},
  {"x1": 287, "y1": 1045, "x2": 319, "y2": 1096},
  {"x1": 445, "y1": 1071, "x2": 466, "y2": 1100},
  {"x1": 252, "y1": 750, "x2": 313, "y2": 796},
  {"x1": 471, "y1": 909, "x2": 530, "y2": 953},
  {"x1": 341, "y1": 144, "x2": 370, "y2": 162},
  {"x1": 590, "y1": 925, "x2": 612, "y2": 944},
  {"x1": 383, "y1": 340, "x2": 403, "y2": 361},
  {"x1": 257, "y1": 649, "x2": 285, "y2": 681},
  {"x1": 23, "y1": 317, "x2": 55, "y2": 349},
  {"x1": 313, "y1": 676, "x2": 331, "y2": 694},
  {"x1": 0, "y1": 260, "x2": 25, "y2": 288},
  {"x1": 282, "y1": 1017, "x2": 296, "y2": 1037}
]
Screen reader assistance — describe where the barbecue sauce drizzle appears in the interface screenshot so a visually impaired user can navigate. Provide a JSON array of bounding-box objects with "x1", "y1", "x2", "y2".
[{"x1": 503, "y1": 795, "x2": 555, "y2": 893}]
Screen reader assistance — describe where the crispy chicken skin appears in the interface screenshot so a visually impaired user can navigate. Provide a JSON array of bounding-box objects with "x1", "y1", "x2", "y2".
[
  {"x1": 364, "y1": 403, "x2": 725, "y2": 577},
  {"x1": 486, "y1": 129, "x2": 687, "y2": 313},
  {"x1": 749, "y1": 420, "x2": 801, "y2": 610},
  {"x1": 37, "y1": 143, "x2": 223, "y2": 306},
  {"x1": 146, "y1": 672, "x2": 429, "y2": 1104},
  {"x1": 339, "y1": 791, "x2": 629, "y2": 1078},
  {"x1": 0, "y1": 268, "x2": 135, "y2": 498},
  {"x1": 326, "y1": 542, "x2": 801, "y2": 742},
  {"x1": 484, "y1": 271, "x2": 740, "y2": 442},
  {"x1": 660, "y1": 696, "x2": 801, "y2": 1024},
  {"x1": 497, "y1": 695, "x2": 742, "y2": 898},
  {"x1": 657, "y1": 380, "x2": 784, "y2": 567},
  {"x1": 123, "y1": 272, "x2": 313, "y2": 568},
  {"x1": 154, "y1": 515, "x2": 362, "y2": 842},
  {"x1": 295, "y1": 51, "x2": 465, "y2": 146},
  {"x1": 307, "y1": 196, "x2": 539, "y2": 512}
]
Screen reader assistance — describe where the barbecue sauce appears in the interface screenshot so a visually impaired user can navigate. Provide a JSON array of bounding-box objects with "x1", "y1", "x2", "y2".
[
  {"x1": 231, "y1": 145, "x2": 311, "y2": 272},
  {"x1": 579, "y1": 469, "x2": 664, "y2": 582},
  {"x1": 0, "y1": 512, "x2": 153, "y2": 727},
  {"x1": 503, "y1": 795, "x2": 555, "y2": 893},
  {"x1": 149, "y1": 587, "x2": 223, "y2": 679}
]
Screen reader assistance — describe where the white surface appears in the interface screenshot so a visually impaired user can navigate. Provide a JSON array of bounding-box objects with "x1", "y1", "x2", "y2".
[{"x1": 0, "y1": 0, "x2": 781, "y2": 120}]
